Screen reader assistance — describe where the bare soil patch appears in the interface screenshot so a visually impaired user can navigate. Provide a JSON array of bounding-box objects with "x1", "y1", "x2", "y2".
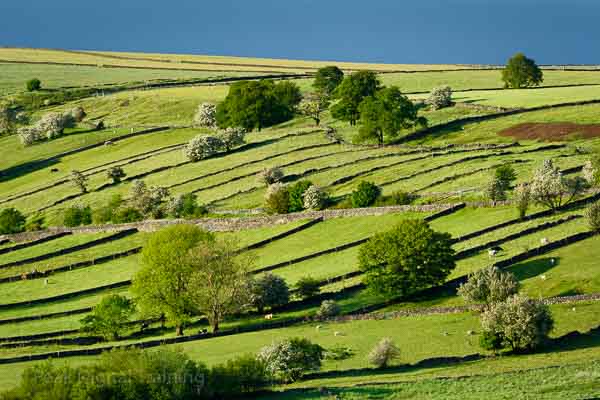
[{"x1": 499, "y1": 122, "x2": 600, "y2": 141}]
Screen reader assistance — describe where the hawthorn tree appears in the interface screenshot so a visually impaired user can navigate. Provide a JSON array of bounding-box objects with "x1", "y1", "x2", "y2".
[
  {"x1": 358, "y1": 219, "x2": 455, "y2": 296},
  {"x1": 193, "y1": 103, "x2": 217, "y2": 128},
  {"x1": 458, "y1": 266, "x2": 520, "y2": 306},
  {"x1": 107, "y1": 166, "x2": 126, "y2": 184},
  {"x1": 218, "y1": 127, "x2": 246, "y2": 152},
  {"x1": 298, "y1": 93, "x2": 329, "y2": 126},
  {"x1": 331, "y1": 71, "x2": 380, "y2": 125},
  {"x1": 355, "y1": 86, "x2": 426, "y2": 145},
  {"x1": 530, "y1": 160, "x2": 587, "y2": 211},
  {"x1": 501, "y1": 53, "x2": 543, "y2": 89},
  {"x1": 70, "y1": 170, "x2": 88, "y2": 193},
  {"x1": 313, "y1": 66, "x2": 344, "y2": 96},
  {"x1": 251, "y1": 273, "x2": 290, "y2": 313},
  {"x1": 80, "y1": 294, "x2": 135, "y2": 340}
]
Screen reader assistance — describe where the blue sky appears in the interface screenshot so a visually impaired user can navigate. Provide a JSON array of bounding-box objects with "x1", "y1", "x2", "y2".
[{"x1": 1, "y1": 0, "x2": 598, "y2": 65}]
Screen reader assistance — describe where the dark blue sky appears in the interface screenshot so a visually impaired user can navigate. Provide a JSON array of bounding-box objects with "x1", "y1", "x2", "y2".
[{"x1": 1, "y1": 0, "x2": 598, "y2": 65}]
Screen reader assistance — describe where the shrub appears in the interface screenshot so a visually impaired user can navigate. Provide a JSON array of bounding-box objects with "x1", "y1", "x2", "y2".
[
  {"x1": 514, "y1": 183, "x2": 531, "y2": 219},
  {"x1": 92, "y1": 194, "x2": 123, "y2": 224},
  {"x1": 112, "y1": 207, "x2": 144, "y2": 223},
  {"x1": 303, "y1": 185, "x2": 328, "y2": 210},
  {"x1": 80, "y1": 294, "x2": 135, "y2": 340},
  {"x1": 193, "y1": 102, "x2": 217, "y2": 127},
  {"x1": 17, "y1": 126, "x2": 42, "y2": 146},
  {"x1": 130, "y1": 181, "x2": 170, "y2": 217},
  {"x1": 107, "y1": 166, "x2": 126, "y2": 184},
  {"x1": 376, "y1": 190, "x2": 415, "y2": 206},
  {"x1": 288, "y1": 180, "x2": 313, "y2": 212},
  {"x1": 209, "y1": 354, "x2": 268, "y2": 397},
  {"x1": 359, "y1": 219, "x2": 455, "y2": 296},
  {"x1": 69, "y1": 170, "x2": 88, "y2": 193},
  {"x1": 324, "y1": 345, "x2": 354, "y2": 361},
  {"x1": 63, "y1": 204, "x2": 92, "y2": 227},
  {"x1": 0, "y1": 105, "x2": 17, "y2": 135},
  {"x1": 26, "y1": 78, "x2": 41, "y2": 92},
  {"x1": 350, "y1": 181, "x2": 381, "y2": 208},
  {"x1": 264, "y1": 183, "x2": 290, "y2": 214},
  {"x1": 585, "y1": 201, "x2": 600, "y2": 233},
  {"x1": 24, "y1": 214, "x2": 44, "y2": 232},
  {"x1": 368, "y1": 337, "x2": 400, "y2": 368},
  {"x1": 425, "y1": 86, "x2": 452, "y2": 110},
  {"x1": 295, "y1": 276, "x2": 321, "y2": 299},
  {"x1": 166, "y1": 193, "x2": 207, "y2": 218},
  {"x1": 458, "y1": 266, "x2": 520, "y2": 306},
  {"x1": 218, "y1": 126, "x2": 246, "y2": 151},
  {"x1": 316, "y1": 300, "x2": 340, "y2": 319},
  {"x1": 480, "y1": 294, "x2": 554, "y2": 352},
  {"x1": 251, "y1": 273, "x2": 290, "y2": 313},
  {"x1": 258, "y1": 337, "x2": 324, "y2": 382},
  {"x1": 0, "y1": 208, "x2": 26, "y2": 234},
  {"x1": 258, "y1": 166, "x2": 284, "y2": 185},
  {"x1": 183, "y1": 134, "x2": 224, "y2": 161}
]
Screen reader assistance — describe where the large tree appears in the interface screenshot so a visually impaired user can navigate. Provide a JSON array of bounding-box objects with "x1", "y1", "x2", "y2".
[
  {"x1": 132, "y1": 225, "x2": 215, "y2": 336},
  {"x1": 501, "y1": 53, "x2": 544, "y2": 89},
  {"x1": 331, "y1": 71, "x2": 381, "y2": 125},
  {"x1": 358, "y1": 219, "x2": 455, "y2": 296},
  {"x1": 188, "y1": 238, "x2": 253, "y2": 332},
  {"x1": 313, "y1": 66, "x2": 344, "y2": 96},
  {"x1": 80, "y1": 294, "x2": 135, "y2": 340},
  {"x1": 530, "y1": 159, "x2": 587, "y2": 211},
  {"x1": 216, "y1": 80, "x2": 301, "y2": 131},
  {"x1": 355, "y1": 86, "x2": 426, "y2": 145}
]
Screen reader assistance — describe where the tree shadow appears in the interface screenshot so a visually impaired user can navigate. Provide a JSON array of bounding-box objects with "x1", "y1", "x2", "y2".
[
  {"x1": 0, "y1": 158, "x2": 60, "y2": 183},
  {"x1": 505, "y1": 257, "x2": 560, "y2": 281}
]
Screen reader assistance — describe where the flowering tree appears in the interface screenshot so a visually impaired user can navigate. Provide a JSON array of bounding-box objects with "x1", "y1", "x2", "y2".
[
  {"x1": 302, "y1": 185, "x2": 328, "y2": 210},
  {"x1": 258, "y1": 338, "x2": 323, "y2": 382},
  {"x1": 184, "y1": 135, "x2": 224, "y2": 161},
  {"x1": 368, "y1": 338, "x2": 400, "y2": 368},
  {"x1": 298, "y1": 93, "x2": 330, "y2": 126},
  {"x1": 193, "y1": 103, "x2": 217, "y2": 128},
  {"x1": 514, "y1": 183, "x2": 531, "y2": 219},
  {"x1": 218, "y1": 127, "x2": 246, "y2": 151},
  {"x1": 425, "y1": 86, "x2": 452, "y2": 110},
  {"x1": 458, "y1": 266, "x2": 520, "y2": 306},
  {"x1": 530, "y1": 160, "x2": 587, "y2": 211},
  {"x1": 258, "y1": 167, "x2": 284, "y2": 185}
]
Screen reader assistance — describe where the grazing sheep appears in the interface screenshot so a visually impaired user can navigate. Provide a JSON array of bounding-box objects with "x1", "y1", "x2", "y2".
[
  {"x1": 264, "y1": 314, "x2": 274, "y2": 320},
  {"x1": 540, "y1": 237, "x2": 548, "y2": 245},
  {"x1": 540, "y1": 274, "x2": 547, "y2": 281},
  {"x1": 315, "y1": 325, "x2": 322, "y2": 331},
  {"x1": 550, "y1": 258, "x2": 556, "y2": 265},
  {"x1": 334, "y1": 331, "x2": 344, "y2": 337},
  {"x1": 488, "y1": 246, "x2": 504, "y2": 259},
  {"x1": 104, "y1": 140, "x2": 114, "y2": 146}
]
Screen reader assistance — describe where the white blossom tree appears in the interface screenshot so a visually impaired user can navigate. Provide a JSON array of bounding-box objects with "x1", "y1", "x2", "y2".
[
  {"x1": 193, "y1": 103, "x2": 217, "y2": 128},
  {"x1": 298, "y1": 93, "x2": 330, "y2": 126},
  {"x1": 184, "y1": 135, "x2": 224, "y2": 161},
  {"x1": 530, "y1": 160, "x2": 587, "y2": 211},
  {"x1": 302, "y1": 185, "x2": 328, "y2": 210},
  {"x1": 218, "y1": 127, "x2": 246, "y2": 151},
  {"x1": 425, "y1": 86, "x2": 452, "y2": 110}
]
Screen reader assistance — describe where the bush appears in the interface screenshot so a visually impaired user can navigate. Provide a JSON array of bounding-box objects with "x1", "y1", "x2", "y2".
[
  {"x1": 350, "y1": 181, "x2": 381, "y2": 208},
  {"x1": 359, "y1": 219, "x2": 455, "y2": 296},
  {"x1": 425, "y1": 86, "x2": 452, "y2": 110},
  {"x1": 166, "y1": 193, "x2": 207, "y2": 218},
  {"x1": 183, "y1": 134, "x2": 223, "y2": 161},
  {"x1": 288, "y1": 180, "x2": 313, "y2": 212},
  {"x1": 107, "y1": 166, "x2": 126, "y2": 183},
  {"x1": 92, "y1": 194, "x2": 123, "y2": 224},
  {"x1": 258, "y1": 337, "x2": 324, "y2": 382},
  {"x1": 480, "y1": 294, "x2": 554, "y2": 352},
  {"x1": 69, "y1": 170, "x2": 88, "y2": 193},
  {"x1": 209, "y1": 354, "x2": 268, "y2": 397},
  {"x1": 316, "y1": 300, "x2": 340, "y2": 319},
  {"x1": 26, "y1": 78, "x2": 41, "y2": 92},
  {"x1": 485, "y1": 176, "x2": 506, "y2": 202},
  {"x1": 218, "y1": 126, "x2": 246, "y2": 151},
  {"x1": 251, "y1": 273, "x2": 290, "y2": 313},
  {"x1": 130, "y1": 180, "x2": 170, "y2": 217},
  {"x1": 112, "y1": 207, "x2": 144, "y2": 223},
  {"x1": 80, "y1": 294, "x2": 135, "y2": 340},
  {"x1": 24, "y1": 214, "x2": 44, "y2": 232},
  {"x1": 324, "y1": 345, "x2": 354, "y2": 361},
  {"x1": 375, "y1": 190, "x2": 415, "y2": 206},
  {"x1": 514, "y1": 183, "x2": 531, "y2": 219},
  {"x1": 368, "y1": 337, "x2": 400, "y2": 368},
  {"x1": 295, "y1": 276, "x2": 321, "y2": 299},
  {"x1": 303, "y1": 185, "x2": 328, "y2": 210},
  {"x1": 264, "y1": 183, "x2": 290, "y2": 214},
  {"x1": 495, "y1": 164, "x2": 517, "y2": 191},
  {"x1": 0, "y1": 208, "x2": 26, "y2": 234},
  {"x1": 258, "y1": 166, "x2": 284, "y2": 185},
  {"x1": 458, "y1": 266, "x2": 520, "y2": 306},
  {"x1": 193, "y1": 102, "x2": 217, "y2": 127},
  {"x1": 585, "y1": 201, "x2": 600, "y2": 233},
  {"x1": 63, "y1": 205, "x2": 92, "y2": 227}
]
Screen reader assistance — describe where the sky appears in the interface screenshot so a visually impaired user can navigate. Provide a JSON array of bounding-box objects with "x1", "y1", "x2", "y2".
[{"x1": 1, "y1": 0, "x2": 598, "y2": 65}]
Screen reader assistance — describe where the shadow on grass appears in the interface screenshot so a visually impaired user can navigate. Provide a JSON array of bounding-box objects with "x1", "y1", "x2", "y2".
[
  {"x1": 505, "y1": 257, "x2": 561, "y2": 281},
  {"x1": 0, "y1": 158, "x2": 59, "y2": 183}
]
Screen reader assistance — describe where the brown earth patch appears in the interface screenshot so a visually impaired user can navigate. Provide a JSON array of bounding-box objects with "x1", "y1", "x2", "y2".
[{"x1": 499, "y1": 122, "x2": 600, "y2": 141}]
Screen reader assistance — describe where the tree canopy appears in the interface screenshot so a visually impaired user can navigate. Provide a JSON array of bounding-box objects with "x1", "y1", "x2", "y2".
[
  {"x1": 313, "y1": 66, "x2": 344, "y2": 96},
  {"x1": 501, "y1": 53, "x2": 544, "y2": 89},
  {"x1": 331, "y1": 71, "x2": 380, "y2": 125}
]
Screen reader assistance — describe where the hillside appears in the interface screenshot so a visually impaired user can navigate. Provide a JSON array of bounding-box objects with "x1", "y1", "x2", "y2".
[{"x1": 1, "y1": 48, "x2": 600, "y2": 399}]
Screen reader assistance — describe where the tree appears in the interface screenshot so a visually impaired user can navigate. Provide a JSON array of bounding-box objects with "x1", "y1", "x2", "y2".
[
  {"x1": 368, "y1": 337, "x2": 400, "y2": 368},
  {"x1": 258, "y1": 337, "x2": 324, "y2": 382},
  {"x1": 316, "y1": 300, "x2": 340, "y2": 319},
  {"x1": 298, "y1": 93, "x2": 330, "y2": 126},
  {"x1": 258, "y1": 166, "x2": 284, "y2": 185},
  {"x1": 303, "y1": 185, "x2": 328, "y2": 210},
  {"x1": 458, "y1": 266, "x2": 520, "y2": 306},
  {"x1": 70, "y1": 170, "x2": 88, "y2": 193},
  {"x1": 425, "y1": 86, "x2": 452, "y2": 110},
  {"x1": 295, "y1": 276, "x2": 321, "y2": 299},
  {"x1": 350, "y1": 181, "x2": 381, "y2": 208},
  {"x1": 501, "y1": 53, "x2": 543, "y2": 89},
  {"x1": 107, "y1": 166, "x2": 126, "y2": 184},
  {"x1": 288, "y1": 180, "x2": 313, "y2": 212},
  {"x1": 530, "y1": 160, "x2": 587, "y2": 211},
  {"x1": 183, "y1": 134, "x2": 224, "y2": 161},
  {"x1": 216, "y1": 80, "x2": 301, "y2": 131},
  {"x1": 166, "y1": 193, "x2": 206, "y2": 218},
  {"x1": 264, "y1": 183, "x2": 290, "y2": 214},
  {"x1": 485, "y1": 176, "x2": 506, "y2": 202},
  {"x1": 585, "y1": 201, "x2": 600, "y2": 233},
  {"x1": 356, "y1": 86, "x2": 426, "y2": 145},
  {"x1": 80, "y1": 294, "x2": 135, "y2": 340},
  {"x1": 26, "y1": 78, "x2": 41, "y2": 92},
  {"x1": 514, "y1": 183, "x2": 531, "y2": 219},
  {"x1": 132, "y1": 225, "x2": 215, "y2": 336},
  {"x1": 495, "y1": 164, "x2": 517, "y2": 191},
  {"x1": 358, "y1": 219, "x2": 455, "y2": 296},
  {"x1": 331, "y1": 71, "x2": 381, "y2": 125},
  {"x1": 251, "y1": 273, "x2": 290, "y2": 313},
  {"x1": 0, "y1": 105, "x2": 17, "y2": 135},
  {"x1": 63, "y1": 204, "x2": 92, "y2": 227},
  {"x1": 480, "y1": 294, "x2": 554, "y2": 352},
  {"x1": 313, "y1": 66, "x2": 344, "y2": 96},
  {"x1": 218, "y1": 126, "x2": 246, "y2": 151},
  {"x1": 188, "y1": 238, "x2": 253, "y2": 332},
  {"x1": 193, "y1": 102, "x2": 217, "y2": 127},
  {"x1": 130, "y1": 181, "x2": 170, "y2": 217},
  {"x1": 0, "y1": 208, "x2": 26, "y2": 234}
]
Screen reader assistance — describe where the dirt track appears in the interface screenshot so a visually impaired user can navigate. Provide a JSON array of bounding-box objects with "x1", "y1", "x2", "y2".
[{"x1": 499, "y1": 122, "x2": 600, "y2": 140}]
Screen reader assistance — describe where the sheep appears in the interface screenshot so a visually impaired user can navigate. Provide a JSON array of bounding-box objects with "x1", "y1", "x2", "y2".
[
  {"x1": 334, "y1": 331, "x2": 345, "y2": 337},
  {"x1": 540, "y1": 237, "x2": 548, "y2": 245},
  {"x1": 264, "y1": 314, "x2": 274, "y2": 320},
  {"x1": 315, "y1": 325, "x2": 322, "y2": 331},
  {"x1": 140, "y1": 322, "x2": 149, "y2": 331},
  {"x1": 104, "y1": 140, "x2": 114, "y2": 146},
  {"x1": 488, "y1": 246, "x2": 504, "y2": 259}
]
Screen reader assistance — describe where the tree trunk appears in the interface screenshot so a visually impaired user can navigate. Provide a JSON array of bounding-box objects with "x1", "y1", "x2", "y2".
[
  {"x1": 212, "y1": 320, "x2": 219, "y2": 333},
  {"x1": 175, "y1": 324, "x2": 184, "y2": 336},
  {"x1": 315, "y1": 117, "x2": 320, "y2": 126}
]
